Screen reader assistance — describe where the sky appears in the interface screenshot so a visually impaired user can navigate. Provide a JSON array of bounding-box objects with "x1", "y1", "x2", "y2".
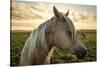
[{"x1": 11, "y1": 0, "x2": 96, "y2": 30}]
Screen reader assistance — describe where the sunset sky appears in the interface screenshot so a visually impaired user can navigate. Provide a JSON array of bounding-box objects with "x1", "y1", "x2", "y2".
[{"x1": 11, "y1": 0, "x2": 96, "y2": 30}]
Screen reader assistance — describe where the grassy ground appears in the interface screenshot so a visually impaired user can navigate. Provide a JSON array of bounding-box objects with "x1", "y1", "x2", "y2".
[{"x1": 11, "y1": 31, "x2": 96, "y2": 66}]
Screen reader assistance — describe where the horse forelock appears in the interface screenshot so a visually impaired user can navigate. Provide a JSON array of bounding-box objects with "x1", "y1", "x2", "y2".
[{"x1": 63, "y1": 14, "x2": 76, "y2": 41}]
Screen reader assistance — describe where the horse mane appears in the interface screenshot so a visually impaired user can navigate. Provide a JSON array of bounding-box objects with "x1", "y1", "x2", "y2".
[{"x1": 28, "y1": 17, "x2": 55, "y2": 54}]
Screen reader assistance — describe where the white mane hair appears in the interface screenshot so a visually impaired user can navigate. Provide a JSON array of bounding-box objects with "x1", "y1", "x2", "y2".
[
  {"x1": 30, "y1": 21, "x2": 50, "y2": 52},
  {"x1": 31, "y1": 16, "x2": 57, "y2": 50},
  {"x1": 20, "y1": 18, "x2": 56, "y2": 65}
]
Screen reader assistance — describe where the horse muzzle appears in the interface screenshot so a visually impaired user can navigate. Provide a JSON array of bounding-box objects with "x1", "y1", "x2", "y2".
[{"x1": 75, "y1": 47, "x2": 87, "y2": 59}]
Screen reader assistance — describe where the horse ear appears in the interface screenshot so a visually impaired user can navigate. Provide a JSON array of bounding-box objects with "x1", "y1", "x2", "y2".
[
  {"x1": 65, "y1": 10, "x2": 69, "y2": 16},
  {"x1": 53, "y1": 6, "x2": 60, "y2": 18}
]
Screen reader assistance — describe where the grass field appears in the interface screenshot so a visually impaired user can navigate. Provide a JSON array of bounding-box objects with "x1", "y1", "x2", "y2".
[{"x1": 11, "y1": 31, "x2": 96, "y2": 66}]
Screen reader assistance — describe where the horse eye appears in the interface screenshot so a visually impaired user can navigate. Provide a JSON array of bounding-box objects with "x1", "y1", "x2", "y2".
[{"x1": 67, "y1": 31, "x2": 72, "y2": 36}]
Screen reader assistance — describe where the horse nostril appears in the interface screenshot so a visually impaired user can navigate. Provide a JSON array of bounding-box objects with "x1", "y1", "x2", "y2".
[{"x1": 75, "y1": 48, "x2": 87, "y2": 59}]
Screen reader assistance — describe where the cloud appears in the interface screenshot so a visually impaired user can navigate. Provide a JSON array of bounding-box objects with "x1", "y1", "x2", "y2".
[
  {"x1": 11, "y1": 1, "x2": 96, "y2": 30},
  {"x1": 69, "y1": 11, "x2": 96, "y2": 30}
]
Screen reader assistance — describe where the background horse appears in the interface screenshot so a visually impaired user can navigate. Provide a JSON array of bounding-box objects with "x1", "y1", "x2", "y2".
[{"x1": 20, "y1": 6, "x2": 87, "y2": 65}]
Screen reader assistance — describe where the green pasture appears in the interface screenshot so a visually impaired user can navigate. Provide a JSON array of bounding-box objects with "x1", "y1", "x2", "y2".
[{"x1": 11, "y1": 31, "x2": 96, "y2": 66}]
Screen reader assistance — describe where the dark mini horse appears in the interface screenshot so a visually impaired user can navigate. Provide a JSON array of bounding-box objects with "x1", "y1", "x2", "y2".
[{"x1": 20, "y1": 6, "x2": 87, "y2": 65}]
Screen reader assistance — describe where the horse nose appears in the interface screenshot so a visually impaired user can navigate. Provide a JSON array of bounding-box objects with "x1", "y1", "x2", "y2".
[{"x1": 75, "y1": 47, "x2": 87, "y2": 59}]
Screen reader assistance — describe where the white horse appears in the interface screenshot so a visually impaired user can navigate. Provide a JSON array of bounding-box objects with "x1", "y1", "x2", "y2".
[{"x1": 20, "y1": 6, "x2": 87, "y2": 65}]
